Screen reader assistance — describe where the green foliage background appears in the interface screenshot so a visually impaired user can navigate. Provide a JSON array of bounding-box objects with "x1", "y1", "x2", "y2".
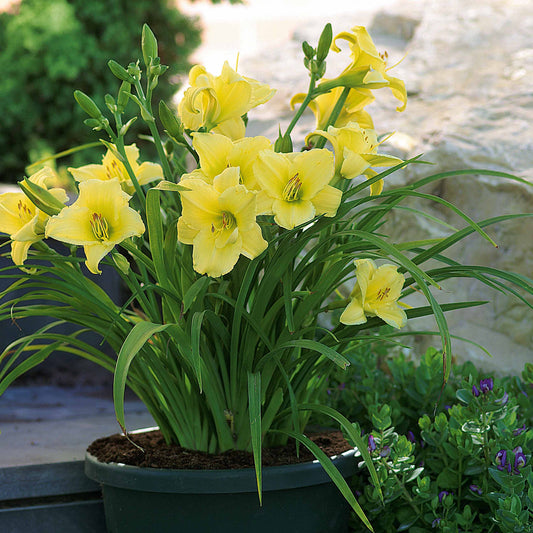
[{"x1": 0, "y1": 0, "x2": 201, "y2": 181}]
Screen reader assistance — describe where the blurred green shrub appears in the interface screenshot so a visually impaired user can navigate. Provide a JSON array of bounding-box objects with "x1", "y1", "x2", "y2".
[{"x1": 0, "y1": 0, "x2": 201, "y2": 181}]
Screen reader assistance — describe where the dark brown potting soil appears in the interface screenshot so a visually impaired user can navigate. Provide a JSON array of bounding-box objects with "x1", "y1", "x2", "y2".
[{"x1": 87, "y1": 429, "x2": 353, "y2": 470}]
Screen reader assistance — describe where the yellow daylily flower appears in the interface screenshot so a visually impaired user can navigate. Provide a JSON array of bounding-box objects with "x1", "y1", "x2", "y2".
[
  {"x1": 177, "y1": 167, "x2": 268, "y2": 277},
  {"x1": 0, "y1": 167, "x2": 68, "y2": 265},
  {"x1": 331, "y1": 26, "x2": 407, "y2": 112},
  {"x1": 291, "y1": 86, "x2": 375, "y2": 133},
  {"x1": 68, "y1": 144, "x2": 163, "y2": 195},
  {"x1": 45, "y1": 179, "x2": 145, "y2": 274},
  {"x1": 190, "y1": 132, "x2": 272, "y2": 191},
  {"x1": 340, "y1": 258, "x2": 407, "y2": 329},
  {"x1": 307, "y1": 122, "x2": 403, "y2": 194},
  {"x1": 178, "y1": 61, "x2": 275, "y2": 140},
  {"x1": 254, "y1": 149, "x2": 341, "y2": 230}
]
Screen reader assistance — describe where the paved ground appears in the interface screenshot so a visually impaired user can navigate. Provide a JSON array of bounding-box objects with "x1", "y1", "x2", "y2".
[{"x1": 0, "y1": 386, "x2": 155, "y2": 466}]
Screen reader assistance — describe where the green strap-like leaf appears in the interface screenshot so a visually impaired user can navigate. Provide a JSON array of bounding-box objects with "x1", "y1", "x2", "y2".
[
  {"x1": 272, "y1": 429, "x2": 374, "y2": 532},
  {"x1": 298, "y1": 403, "x2": 382, "y2": 501},
  {"x1": 114, "y1": 321, "x2": 169, "y2": 433},
  {"x1": 248, "y1": 372, "x2": 263, "y2": 504}
]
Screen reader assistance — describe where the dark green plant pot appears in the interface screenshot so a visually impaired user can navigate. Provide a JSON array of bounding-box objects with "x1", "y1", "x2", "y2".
[{"x1": 85, "y1": 446, "x2": 356, "y2": 533}]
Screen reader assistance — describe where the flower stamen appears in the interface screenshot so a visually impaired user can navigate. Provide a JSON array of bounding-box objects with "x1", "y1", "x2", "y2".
[
  {"x1": 377, "y1": 287, "x2": 391, "y2": 301},
  {"x1": 90, "y1": 212, "x2": 109, "y2": 241},
  {"x1": 17, "y1": 200, "x2": 33, "y2": 223},
  {"x1": 282, "y1": 173, "x2": 302, "y2": 202}
]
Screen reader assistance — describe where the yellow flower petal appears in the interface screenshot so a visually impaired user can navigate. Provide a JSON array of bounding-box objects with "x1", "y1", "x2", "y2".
[
  {"x1": 177, "y1": 218, "x2": 199, "y2": 245},
  {"x1": 193, "y1": 133, "x2": 233, "y2": 180},
  {"x1": 290, "y1": 149, "x2": 335, "y2": 200},
  {"x1": 339, "y1": 298, "x2": 367, "y2": 325},
  {"x1": 311, "y1": 185, "x2": 343, "y2": 217},
  {"x1": 373, "y1": 303, "x2": 407, "y2": 329},
  {"x1": 84, "y1": 243, "x2": 115, "y2": 275},
  {"x1": 255, "y1": 151, "x2": 291, "y2": 199},
  {"x1": 11, "y1": 240, "x2": 33, "y2": 266},
  {"x1": 212, "y1": 117, "x2": 247, "y2": 141},
  {"x1": 136, "y1": 161, "x2": 163, "y2": 187},
  {"x1": 68, "y1": 164, "x2": 108, "y2": 183},
  {"x1": 193, "y1": 229, "x2": 242, "y2": 278},
  {"x1": 272, "y1": 198, "x2": 315, "y2": 230}
]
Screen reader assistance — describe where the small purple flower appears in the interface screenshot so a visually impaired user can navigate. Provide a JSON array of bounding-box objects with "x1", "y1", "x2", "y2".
[
  {"x1": 379, "y1": 445, "x2": 391, "y2": 458},
  {"x1": 337, "y1": 382, "x2": 346, "y2": 391},
  {"x1": 432, "y1": 518, "x2": 442, "y2": 528},
  {"x1": 368, "y1": 434, "x2": 377, "y2": 452},
  {"x1": 513, "y1": 447, "x2": 527, "y2": 472},
  {"x1": 479, "y1": 378, "x2": 494, "y2": 394},
  {"x1": 438, "y1": 490, "x2": 450, "y2": 504},
  {"x1": 407, "y1": 431, "x2": 416, "y2": 443},
  {"x1": 495, "y1": 449, "x2": 507, "y2": 466},
  {"x1": 513, "y1": 424, "x2": 527, "y2": 436},
  {"x1": 472, "y1": 384, "x2": 480, "y2": 397},
  {"x1": 469, "y1": 484, "x2": 483, "y2": 495},
  {"x1": 444, "y1": 404, "x2": 451, "y2": 411}
]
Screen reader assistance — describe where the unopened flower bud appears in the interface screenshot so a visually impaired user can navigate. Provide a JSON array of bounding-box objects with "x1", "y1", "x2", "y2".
[
  {"x1": 142, "y1": 23, "x2": 158, "y2": 67},
  {"x1": 74, "y1": 90, "x2": 102, "y2": 119},
  {"x1": 108, "y1": 60, "x2": 135, "y2": 83},
  {"x1": 302, "y1": 41, "x2": 315, "y2": 60},
  {"x1": 84, "y1": 118, "x2": 103, "y2": 131},
  {"x1": 105, "y1": 94, "x2": 116, "y2": 113},
  {"x1": 127, "y1": 62, "x2": 142, "y2": 80},
  {"x1": 117, "y1": 82, "x2": 131, "y2": 113},
  {"x1": 159, "y1": 100, "x2": 184, "y2": 141},
  {"x1": 274, "y1": 129, "x2": 293, "y2": 153},
  {"x1": 316, "y1": 23, "x2": 332, "y2": 62}
]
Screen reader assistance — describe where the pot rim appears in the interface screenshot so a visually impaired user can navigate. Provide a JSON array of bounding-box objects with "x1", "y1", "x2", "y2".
[{"x1": 84, "y1": 428, "x2": 356, "y2": 494}]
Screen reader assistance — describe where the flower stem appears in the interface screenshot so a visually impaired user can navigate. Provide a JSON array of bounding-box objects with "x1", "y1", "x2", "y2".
[
  {"x1": 313, "y1": 86, "x2": 351, "y2": 148},
  {"x1": 284, "y1": 73, "x2": 317, "y2": 139}
]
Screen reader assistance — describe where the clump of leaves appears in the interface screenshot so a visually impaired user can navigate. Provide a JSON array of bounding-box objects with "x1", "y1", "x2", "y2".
[
  {"x1": 324, "y1": 346, "x2": 533, "y2": 532},
  {"x1": 0, "y1": 0, "x2": 201, "y2": 180}
]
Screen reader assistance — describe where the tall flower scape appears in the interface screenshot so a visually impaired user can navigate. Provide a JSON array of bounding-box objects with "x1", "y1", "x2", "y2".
[{"x1": 1, "y1": 24, "x2": 531, "y2": 528}]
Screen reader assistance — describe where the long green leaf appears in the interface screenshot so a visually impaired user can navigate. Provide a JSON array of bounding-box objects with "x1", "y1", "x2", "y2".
[
  {"x1": 113, "y1": 321, "x2": 169, "y2": 433},
  {"x1": 273, "y1": 429, "x2": 374, "y2": 532},
  {"x1": 248, "y1": 372, "x2": 263, "y2": 504},
  {"x1": 298, "y1": 403, "x2": 382, "y2": 501}
]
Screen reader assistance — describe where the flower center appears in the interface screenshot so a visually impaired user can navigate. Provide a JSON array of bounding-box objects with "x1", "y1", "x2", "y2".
[
  {"x1": 212, "y1": 211, "x2": 236, "y2": 233},
  {"x1": 282, "y1": 173, "x2": 302, "y2": 202},
  {"x1": 376, "y1": 287, "x2": 391, "y2": 301},
  {"x1": 17, "y1": 200, "x2": 33, "y2": 223},
  {"x1": 90, "y1": 212, "x2": 109, "y2": 241}
]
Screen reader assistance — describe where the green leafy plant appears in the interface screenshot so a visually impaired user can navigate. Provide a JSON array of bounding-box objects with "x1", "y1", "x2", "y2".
[
  {"x1": 0, "y1": 0, "x2": 201, "y2": 181},
  {"x1": 0, "y1": 22, "x2": 532, "y2": 530},
  {"x1": 325, "y1": 347, "x2": 533, "y2": 531}
]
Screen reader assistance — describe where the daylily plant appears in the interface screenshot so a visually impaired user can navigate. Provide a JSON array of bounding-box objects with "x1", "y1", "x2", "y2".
[{"x1": 1, "y1": 23, "x2": 531, "y2": 533}]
